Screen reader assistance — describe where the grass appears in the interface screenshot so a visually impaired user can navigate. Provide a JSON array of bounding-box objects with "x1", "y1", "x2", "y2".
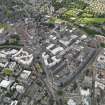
[
  {"x1": 48, "y1": 17, "x2": 65, "y2": 24},
  {"x1": 101, "y1": 43, "x2": 105, "y2": 48},
  {"x1": 80, "y1": 27, "x2": 101, "y2": 37},
  {"x1": 35, "y1": 63, "x2": 43, "y2": 73},
  {"x1": 64, "y1": 9, "x2": 79, "y2": 17},
  {"x1": 0, "y1": 23, "x2": 6, "y2": 29},
  {"x1": 0, "y1": 23, "x2": 12, "y2": 30},
  {"x1": 81, "y1": 13, "x2": 94, "y2": 18},
  {"x1": 48, "y1": 16, "x2": 103, "y2": 37},
  {"x1": 79, "y1": 18, "x2": 105, "y2": 24},
  {"x1": 62, "y1": 7, "x2": 105, "y2": 25}
]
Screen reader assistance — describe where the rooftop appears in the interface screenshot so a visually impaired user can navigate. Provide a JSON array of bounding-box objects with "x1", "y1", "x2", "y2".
[{"x1": 0, "y1": 80, "x2": 12, "y2": 88}]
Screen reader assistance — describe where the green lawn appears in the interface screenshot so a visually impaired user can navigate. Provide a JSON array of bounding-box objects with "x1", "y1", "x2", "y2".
[
  {"x1": 81, "y1": 13, "x2": 94, "y2": 18},
  {"x1": 64, "y1": 9, "x2": 79, "y2": 17},
  {"x1": 62, "y1": 7, "x2": 105, "y2": 25},
  {"x1": 0, "y1": 23, "x2": 11, "y2": 30},
  {"x1": 101, "y1": 43, "x2": 105, "y2": 48},
  {"x1": 48, "y1": 17, "x2": 65, "y2": 24},
  {"x1": 0, "y1": 23, "x2": 6, "y2": 29},
  {"x1": 79, "y1": 18, "x2": 105, "y2": 24},
  {"x1": 80, "y1": 27, "x2": 100, "y2": 37}
]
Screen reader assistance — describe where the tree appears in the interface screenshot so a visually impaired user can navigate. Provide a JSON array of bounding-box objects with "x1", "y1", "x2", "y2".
[
  {"x1": 4, "y1": 68, "x2": 13, "y2": 80},
  {"x1": 57, "y1": 90, "x2": 64, "y2": 96},
  {"x1": 56, "y1": 89, "x2": 64, "y2": 105}
]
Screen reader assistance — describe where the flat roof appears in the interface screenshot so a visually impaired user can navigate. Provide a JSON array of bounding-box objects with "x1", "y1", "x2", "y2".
[
  {"x1": 0, "y1": 80, "x2": 12, "y2": 88},
  {"x1": 20, "y1": 70, "x2": 31, "y2": 79}
]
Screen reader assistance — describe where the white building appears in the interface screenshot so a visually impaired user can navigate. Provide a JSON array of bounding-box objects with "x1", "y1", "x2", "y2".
[
  {"x1": 0, "y1": 80, "x2": 13, "y2": 90},
  {"x1": 8, "y1": 62, "x2": 16, "y2": 71},
  {"x1": 20, "y1": 70, "x2": 31, "y2": 80},
  {"x1": 59, "y1": 35, "x2": 78, "y2": 46},
  {"x1": 46, "y1": 44, "x2": 64, "y2": 55},
  {"x1": 80, "y1": 87, "x2": 90, "y2": 97},
  {"x1": 16, "y1": 85, "x2": 25, "y2": 93},
  {"x1": 67, "y1": 99, "x2": 76, "y2": 105},
  {"x1": 0, "y1": 59, "x2": 8, "y2": 68},
  {"x1": 1, "y1": 49, "x2": 18, "y2": 55},
  {"x1": 42, "y1": 52, "x2": 61, "y2": 68},
  {"x1": 11, "y1": 100, "x2": 18, "y2": 105},
  {"x1": 80, "y1": 87, "x2": 91, "y2": 105},
  {"x1": 0, "y1": 28, "x2": 4, "y2": 34},
  {"x1": 12, "y1": 48, "x2": 33, "y2": 66},
  {"x1": 0, "y1": 53, "x2": 6, "y2": 58},
  {"x1": 95, "y1": 81, "x2": 105, "y2": 90}
]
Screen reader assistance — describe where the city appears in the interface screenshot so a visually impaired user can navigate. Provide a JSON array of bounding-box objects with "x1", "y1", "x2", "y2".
[{"x1": 0, "y1": 0, "x2": 105, "y2": 105}]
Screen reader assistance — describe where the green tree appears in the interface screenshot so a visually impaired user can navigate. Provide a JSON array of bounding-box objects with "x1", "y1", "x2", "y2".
[
  {"x1": 57, "y1": 89, "x2": 64, "y2": 96},
  {"x1": 4, "y1": 68, "x2": 13, "y2": 80}
]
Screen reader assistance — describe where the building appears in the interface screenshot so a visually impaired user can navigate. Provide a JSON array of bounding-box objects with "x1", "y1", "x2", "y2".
[
  {"x1": 80, "y1": 87, "x2": 91, "y2": 105},
  {"x1": 0, "y1": 80, "x2": 13, "y2": 90},
  {"x1": 42, "y1": 52, "x2": 61, "y2": 68},
  {"x1": 20, "y1": 70, "x2": 31, "y2": 80},
  {"x1": 96, "y1": 35, "x2": 105, "y2": 44},
  {"x1": 67, "y1": 99, "x2": 77, "y2": 105},
  {"x1": 0, "y1": 28, "x2": 4, "y2": 34},
  {"x1": 95, "y1": 48, "x2": 105, "y2": 70},
  {"x1": 0, "y1": 58, "x2": 8, "y2": 68},
  {"x1": 8, "y1": 62, "x2": 16, "y2": 71},
  {"x1": 12, "y1": 48, "x2": 33, "y2": 66},
  {"x1": 1, "y1": 49, "x2": 18, "y2": 56},
  {"x1": 10, "y1": 100, "x2": 18, "y2": 105}
]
